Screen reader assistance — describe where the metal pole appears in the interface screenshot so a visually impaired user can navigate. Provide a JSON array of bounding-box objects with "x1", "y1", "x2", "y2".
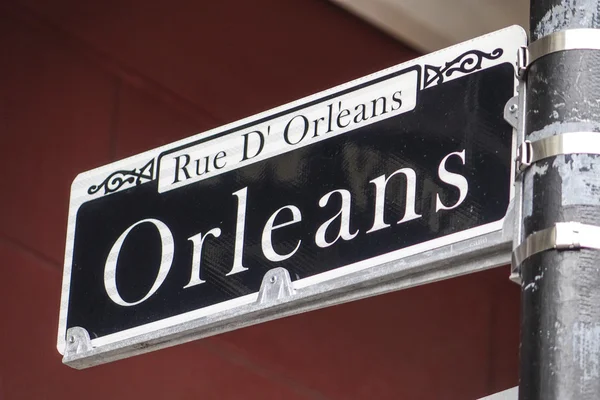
[{"x1": 520, "y1": 1, "x2": 600, "y2": 399}]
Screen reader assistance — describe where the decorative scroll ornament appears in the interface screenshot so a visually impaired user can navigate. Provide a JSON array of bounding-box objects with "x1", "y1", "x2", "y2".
[
  {"x1": 88, "y1": 159, "x2": 155, "y2": 195},
  {"x1": 423, "y1": 48, "x2": 503, "y2": 88}
]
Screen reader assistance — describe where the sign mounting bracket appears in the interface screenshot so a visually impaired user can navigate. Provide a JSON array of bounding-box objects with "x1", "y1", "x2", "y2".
[
  {"x1": 517, "y1": 28, "x2": 600, "y2": 79},
  {"x1": 257, "y1": 268, "x2": 295, "y2": 304},
  {"x1": 509, "y1": 30, "x2": 600, "y2": 283},
  {"x1": 504, "y1": 58, "x2": 528, "y2": 283},
  {"x1": 64, "y1": 327, "x2": 93, "y2": 358}
]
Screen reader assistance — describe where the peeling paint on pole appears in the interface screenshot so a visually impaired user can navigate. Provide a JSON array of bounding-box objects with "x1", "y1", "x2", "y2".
[
  {"x1": 573, "y1": 322, "x2": 600, "y2": 382},
  {"x1": 533, "y1": 0, "x2": 600, "y2": 40}
]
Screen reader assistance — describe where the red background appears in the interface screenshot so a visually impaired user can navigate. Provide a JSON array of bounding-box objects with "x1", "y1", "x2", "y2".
[{"x1": 0, "y1": 1, "x2": 519, "y2": 398}]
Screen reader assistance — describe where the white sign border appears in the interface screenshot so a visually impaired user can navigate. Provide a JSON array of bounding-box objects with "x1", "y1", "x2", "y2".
[{"x1": 58, "y1": 26, "x2": 527, "y2": 366}]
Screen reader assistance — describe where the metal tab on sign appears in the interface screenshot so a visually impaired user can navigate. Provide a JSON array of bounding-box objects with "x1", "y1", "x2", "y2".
[
  {"x1": 64, "y1": 327, "x2": 93, "y2": 358},
  {"x1": 516, "y1": 140, "x2": 532, "y2": 172},
  {"x1": 505, "y1": 77, "x2": 527, "y2": 284},
  {"x1": 503, "y1": 95, "x2": 519, "y2": 129},
  {"x1": 257, "y1": 268, "x2": 295, "y2": 304},
  {"x1": 516, "y1": 45, "x2": 529, "y2": 79}
]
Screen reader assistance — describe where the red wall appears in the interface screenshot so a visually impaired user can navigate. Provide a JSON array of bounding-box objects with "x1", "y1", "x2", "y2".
[{"x1": 0, "y1": 1, "x2": 520, "y2": 398}]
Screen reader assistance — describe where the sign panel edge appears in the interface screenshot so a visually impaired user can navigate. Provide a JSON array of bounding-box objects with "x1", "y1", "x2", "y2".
[{"x1": 57, "y1": 25, "x2": 526, "y2": 357}]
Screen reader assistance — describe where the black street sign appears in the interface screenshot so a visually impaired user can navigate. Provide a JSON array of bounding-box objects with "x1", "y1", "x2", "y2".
[{"x1": 58, "y1": 26, "x2": 526, "y2": 368}]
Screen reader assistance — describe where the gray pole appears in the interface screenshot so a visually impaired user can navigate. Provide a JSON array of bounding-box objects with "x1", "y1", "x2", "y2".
[{"x1": 520, "y1": 1, "x2": 600, "y2": 399}]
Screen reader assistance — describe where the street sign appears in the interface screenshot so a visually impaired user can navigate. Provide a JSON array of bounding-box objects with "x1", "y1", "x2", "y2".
[{"x1": 58, "y1": 26, "x2": 526, "y2": 368}]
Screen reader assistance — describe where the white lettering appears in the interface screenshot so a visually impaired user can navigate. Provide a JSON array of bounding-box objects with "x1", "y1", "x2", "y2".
[
  {"x1": 315, "y1": 189, "x2": 358, "y2": 247},
  {"x1": 366, "y1": 168, "x2": 421, "y2": 233},
  {"x1": 436, "y1": 150, "x2": 469, "y2": 211},
  {"x1": 183, "y1": 228, "x2": 222, "y2": 288},
  {"x1": 104, "y1": 219, "x2": 174, "y2": 306},
  {"x1": 228, "y1": 187, "x2": 250, "y2": 276},
  {"x1": 262, "y1": 205, "x2": 302, "y2": 262}
]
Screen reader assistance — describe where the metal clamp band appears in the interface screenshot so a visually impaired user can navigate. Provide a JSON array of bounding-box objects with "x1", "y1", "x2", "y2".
[
  {"x1": 517, "y1": 131, "x2": 600, "y2": 172},
  {"x1": 517, "y1": 28, "x2": 600, "y2": 77},
  {"x1": 512, "y1": 222, "x2": 600, "y2": 267}
]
